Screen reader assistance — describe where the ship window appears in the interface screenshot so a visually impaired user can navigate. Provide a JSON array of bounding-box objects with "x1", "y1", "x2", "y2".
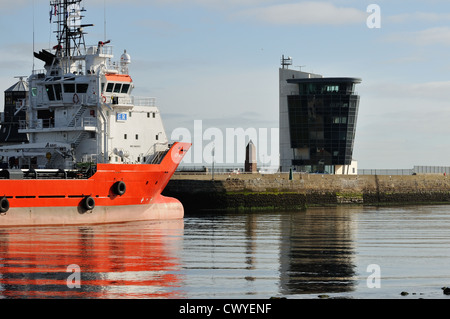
[
  {"x1": 106, "y1": 83, "x2": 114, "y2": 93},
  {"x1": 31, "y1": 88, "x2": 38, "y2": 97},
  {"x1": 124, "y1": 134, "x2": 127, "y2": 140},
  {"x1": 77, "y1": 84, "x2": 89, "y2": 94},
  {"x1": 46, "y1": 85, "x2": 55, "y2": 101},
  {"x1": 54, "y1": 84, "x2": 62, "y2": 100},
  {"x1": 64, "y1": 83, "x2": 75, "y2": 93},
  {"x1": 114, "y1": 84, "x2": 122, "y2": 93},
  {"x1": 136, "y1": 134, "x2": 139, "y2": 140},
  {"x1": 153, "y1": 113, "x2": 156, "y2": 118},
  {"x1": 121, "y1": 84, "x2": 130, "y2": 94}
]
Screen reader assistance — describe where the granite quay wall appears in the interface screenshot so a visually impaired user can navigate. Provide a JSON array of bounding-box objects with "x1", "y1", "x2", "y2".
[{"x1": 163, "y1": 173, "x2": 450, "y2": 211}]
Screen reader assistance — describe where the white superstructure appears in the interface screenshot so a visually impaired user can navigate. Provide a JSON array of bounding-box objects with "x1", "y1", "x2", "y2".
[{"x1": 0, "y1": 0, "x2": 168, "y2": 169}]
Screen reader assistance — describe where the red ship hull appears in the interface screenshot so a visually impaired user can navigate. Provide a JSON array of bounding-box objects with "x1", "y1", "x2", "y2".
[{"x1": 0, "y1": 142, "x2": 191, "y2": 226}]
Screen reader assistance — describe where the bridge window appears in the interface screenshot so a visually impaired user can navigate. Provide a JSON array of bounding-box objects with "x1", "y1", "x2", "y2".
[
  {"x1": 76, "y1": 84, "x2": 89, "y2": 94},
  {"x1": 46, "y1": 85, "x2": 55, "y2": 101},
  {"x1": 64, "y1": 83, "x2": 75, "y2": 93},
  {"x1": 106, "y1": 83, "x2": 114, "y2": 93},
  {"x1": 113, "y1": 84, "x2": 122, "y2": 93},
  {"x1": 121, "y1": 84, "x2": 130, "y2": 94}
]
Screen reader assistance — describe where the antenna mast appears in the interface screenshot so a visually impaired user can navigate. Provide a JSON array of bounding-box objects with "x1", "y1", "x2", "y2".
[
  {"x1": 50, "y1": 0, "x2": 93, "y2": 59},
  {"x1": 281, "y1": 55, "x2": 293, "y2": 69}
]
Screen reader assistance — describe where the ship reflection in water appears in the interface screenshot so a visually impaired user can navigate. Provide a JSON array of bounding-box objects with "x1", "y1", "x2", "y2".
[
  {"x1": 0, "y1": 209, "x2": 358, "y2": 299},
  {"x1": 2, "y1": 205, "x2": 450, "y2": 299},
  {"x1": 0, "y1": 220, "x2": 185, "y2": 299}
]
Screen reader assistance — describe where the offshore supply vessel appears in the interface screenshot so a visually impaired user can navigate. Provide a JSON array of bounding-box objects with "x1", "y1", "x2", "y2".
[{"x1": 0, "y1": 0, "x2": 190, "y2": 226}]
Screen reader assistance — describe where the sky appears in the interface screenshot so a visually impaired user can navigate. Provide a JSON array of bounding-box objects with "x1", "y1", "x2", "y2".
[{"x1": 1, "y1": 0, "x2": 450, "y2": 169}]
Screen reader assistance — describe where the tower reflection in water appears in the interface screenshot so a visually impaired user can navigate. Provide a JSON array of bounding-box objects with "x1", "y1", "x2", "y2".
[
  {"x1": 0, "y1": 220, "x2": 184, "y2": 299},
  {"x1": 279, "y1": 207, "x2": 359, "y2": 295}
]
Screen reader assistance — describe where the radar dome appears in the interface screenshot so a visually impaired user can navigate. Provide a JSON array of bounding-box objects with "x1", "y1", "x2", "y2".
[{"x1": 120, "y1": 50, "x2": 131, "y2": 65}]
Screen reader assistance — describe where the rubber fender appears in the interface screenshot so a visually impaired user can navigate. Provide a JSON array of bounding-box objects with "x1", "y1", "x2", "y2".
[
  {"x1": 0, "y1": 197, "x2": 9, "y2": 213},
  {"x1": 82, "y1": 196, "x2": 95, "y2": 211},
  {"x1": 112, "y1": 181, "x2": 126, "y2": 196}
]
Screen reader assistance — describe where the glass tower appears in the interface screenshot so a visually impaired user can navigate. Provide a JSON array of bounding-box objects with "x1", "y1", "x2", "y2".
[{"x1": 281, "y1": 74, "x2": 361, "y2": 173}]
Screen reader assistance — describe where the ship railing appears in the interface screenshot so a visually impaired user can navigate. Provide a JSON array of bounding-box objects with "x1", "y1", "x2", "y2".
[
  {"x1": 33, "y1": 93, "x2": 98, "y2": 108},
  {"x1": 19, "y1": 119, "x2": 55, "y2": 130},
  {"x1": 31, "y1": 69, "x2": 47, "y2": 79},
  {"x1": 19, "y1": 117, "x2": 97, "y2": 131},
  {"x1": 144, "y1": 143, "x2": 170, "y2": 164},
  {"x1": 110, "y1": 96, "x2": 156, "y2": 108},
  {"x1": 133, "y1": 97, "x2": 156, "y2": 107},
  {"x1": 80, "y1": 154, "x2": 99, "y2": 165},
  {"x1": 70, "y1": 117, "x2": 98, "y2": 130},
  {"x1": 76, "y1": 93, "x2": 98, "y2": 106},
  {"x1": 19, "y1": 120, "x2": 27, "y2": 130},
  {"x1": 1, "y1": 114, "x2": 27, "y2": 124},
  {"x1": 62, "y1": 93, "x2": 98, "y2": 106},
  {"x1": 89, "y1": 45, "x2": 114, "y2": 57},
  {"x1": 110, "y1": 96, "x2": 134, "y2": 106}
]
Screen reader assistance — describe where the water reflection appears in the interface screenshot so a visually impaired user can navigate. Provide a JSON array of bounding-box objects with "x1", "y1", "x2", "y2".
[
  {"x1": 279, "y1": 207, "x2": 359, "y2": 295},
  {"x1": 0, "y1": 220, "x2": 184, "y2": 299},
  {"x1": 181, "y1": 208, "x2": 360, "y2": 298},
  {"x1": 1, "y1": 205, "x2": 449, "y2": 299}
]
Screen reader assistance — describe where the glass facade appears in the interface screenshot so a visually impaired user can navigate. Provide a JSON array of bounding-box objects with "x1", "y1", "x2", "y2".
[{"x1": 286, "y1": 78, "x2": 361, "y2": 169}]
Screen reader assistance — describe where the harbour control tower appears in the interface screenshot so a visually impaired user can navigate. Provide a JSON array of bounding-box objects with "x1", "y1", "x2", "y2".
[{"x1": 279, "y1": 56, "x2": 361, "y2": 174}]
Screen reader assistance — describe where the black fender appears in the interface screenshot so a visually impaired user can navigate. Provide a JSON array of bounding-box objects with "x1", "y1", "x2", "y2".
[
  {"x1": 82, "y1": 196, "x2": 95, "y2": 211},
  {"x1": 0, "y1": 197, "x2": 9, "y2": 213},
  {"x1": 112, "y1": 181, "x2": 126, "y2": 196}
]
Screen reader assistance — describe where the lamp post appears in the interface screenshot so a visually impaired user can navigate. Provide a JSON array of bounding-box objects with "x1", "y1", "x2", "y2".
[{"x1": 212, "y1": 146, "x2": 215, "y2": 181}]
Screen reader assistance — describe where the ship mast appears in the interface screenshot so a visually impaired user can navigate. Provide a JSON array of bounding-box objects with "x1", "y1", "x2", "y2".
[{"x1": 50, "y1": 0, "x2": 93, "y2": 72}]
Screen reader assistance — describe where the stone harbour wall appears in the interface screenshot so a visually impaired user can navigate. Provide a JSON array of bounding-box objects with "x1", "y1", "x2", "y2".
[{"x1": 162, "y1": 173, "x2": 450, "y2": 211}]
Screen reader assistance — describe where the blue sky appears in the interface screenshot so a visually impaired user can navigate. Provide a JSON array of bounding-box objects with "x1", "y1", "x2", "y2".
[{"x1": 1, "y1": 0, "x2": 450, "y2": 169}]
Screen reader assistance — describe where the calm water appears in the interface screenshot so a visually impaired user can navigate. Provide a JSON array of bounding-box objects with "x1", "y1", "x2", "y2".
[{"x1": 0, "y1": 205, "x2": 450, "y2": 299}]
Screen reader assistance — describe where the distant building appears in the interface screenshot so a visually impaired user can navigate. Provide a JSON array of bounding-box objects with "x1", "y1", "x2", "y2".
[
  {"x1": 0, "y1": 77, "x2": 29, "y2": 145},
  {"x1": 245, "y1": 140, "x2": 257, "y2": 173},
  {"x1": 279, "y1": 56, "x2": 361, "y2": 174}
]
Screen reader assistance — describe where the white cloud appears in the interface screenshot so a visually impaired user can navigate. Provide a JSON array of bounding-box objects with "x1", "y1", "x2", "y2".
[
  {"x1": 386, "y1": 27, "x2": 450, "y2": 46},
  {"x1": 235, "y1": 2, "x2": 367, "y2": 25},
  {"x1": 388, "y1": 12, "x2": 450, "y2": 24},
  {"x1": 366, "y1": 80, "x2": 450, "y2": 100}
]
